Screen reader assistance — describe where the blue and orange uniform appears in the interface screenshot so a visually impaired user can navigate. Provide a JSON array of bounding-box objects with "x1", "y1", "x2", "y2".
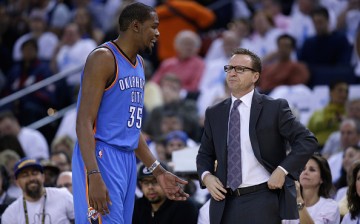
[{"x1": 72, "y1": 41, "x2": 145, "y2": 224}]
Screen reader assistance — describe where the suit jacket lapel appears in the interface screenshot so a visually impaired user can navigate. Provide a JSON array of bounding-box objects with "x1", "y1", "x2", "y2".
[{"x1": 249, "y1": 90, "x2": 263, "y2": 163}]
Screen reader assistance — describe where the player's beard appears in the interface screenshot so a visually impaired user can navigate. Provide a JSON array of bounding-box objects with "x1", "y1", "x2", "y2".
[
  {"x1": 144, "y1": 45, "x2": 153, "y2": 55},
  {"x1": 25, "y1": 180, "x2": 43, "y2": 200}
]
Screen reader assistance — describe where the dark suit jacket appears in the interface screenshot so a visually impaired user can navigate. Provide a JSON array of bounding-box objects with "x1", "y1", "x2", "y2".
[{"x1": 196, "y1": 90, "x2": 317, "y2": 224}]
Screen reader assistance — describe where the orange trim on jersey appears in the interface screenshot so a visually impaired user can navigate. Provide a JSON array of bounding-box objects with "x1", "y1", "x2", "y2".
[
  {"x1": 108, "y1": 42, "x2": 138, "y2": 68},
  {"x1": 102, "y1": 45, "x2": 119, "y2": 92},
  {"x1": 93, "y1": 119, "x2": 97, "y2": 135}
]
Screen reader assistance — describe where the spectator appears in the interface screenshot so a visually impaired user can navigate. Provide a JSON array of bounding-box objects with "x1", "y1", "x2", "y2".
[
  {"x1": 244, "y1": 10, "x2": 284, "y2": 59},
  {"x1": 56, "y1": 171, "x2": 72, "y2": 194},
  {"x1": 0, "y1": 165, "x2": 16, "y2": 222},
  {"x1": 298, "y1": 6, "x2": 355, "y2": 86},
  {"x1": 0, "y1": 150, "x2": 21, "y2": 199},
  {"x1": 204, "y1": 19, "x2": 250, "y2": 63},
  {"x1": 29, "y1": 0, "x2": 71, "y2": 37},
  {"x1": 12, "y1": 9, "x2": 59, "y2": 62},
  {"x1": 151, "y1": 30, "x2": 204, "y2": 93},
  {"x1": 145, "y1": 74, "x2": 201, "y2": 142},
  {"x1": 164, "y1": 130, "x2": 188, "y2": 162},
  {"x1": 328, "y1": 119, "x2": 360, "y2": 184},
  {"x1": 307, "y1": 80, "x2": 349, "y2": 148},
  {"x1": 40, "y1": 160, "x2": 60, "y2": 188},
  {"x1": 333, "y1": 146, "x2": 360, "y2": 217},
  {"x1": 295, "y1": 155, "x2": 340, "y2": 224},
  {"x1": 5, "y1": 38, "x2": 56, "y2": 125},
  {"x1": 73, "y1": 7, "x2": 104, "y2": 44},
  {"x1": 133, "y1": 163, "x2": 199, "y2": 224},
  {"x1": 0, "y1": 111, "x2": 49, "y2": 160},
  {"x1": 155, "y1": 0, "x2": 215, "y2": 61},
  {"x1": 322, "y1": 98, "x2": 360, "y2": 159},
  {"x1": 288, "y1": 0, "x2": 318, "y2": 48},
  {"x1": 50, "y1": 135, "x2": 74, "y2": 161},
  {"x1": 2, "y1": 158, "x2": 74, "y2": 223},
  {"x1": 51, "y1": 23, "x2": 97, "y2": 88},
  {"x1": 50, "y1": 150, "x2": 71, "y2": 172},
  {"x1": 259, "y1": 34, "x2": 310, "y2": 93},
  {"x1": 341, "y1": 162, "x2": 360, "y2": 223}
]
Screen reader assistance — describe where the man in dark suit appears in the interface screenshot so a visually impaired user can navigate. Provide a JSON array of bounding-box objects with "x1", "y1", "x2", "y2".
[{"x1": 196, "y1": 48, "x2": 318, "y2": 224}]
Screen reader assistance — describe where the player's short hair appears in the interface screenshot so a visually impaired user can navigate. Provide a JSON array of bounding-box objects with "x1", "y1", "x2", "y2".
[{"x1": 118, "y1": 2, "x2": 155, "y2": 32}]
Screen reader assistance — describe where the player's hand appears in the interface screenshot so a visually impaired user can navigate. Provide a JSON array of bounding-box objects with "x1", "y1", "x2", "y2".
[
  {"x1": 155, "y1": 169, "x2": 189, "y2": 201},
  {"x1": 268, "y1": 167, "x2": 286, "y2": 190},
  {"x1": 88, "y1": 174, "x2": 112, "y2": 216},
  {"x1": 203, "y1": 174, "x2": 226, "y2": 201}
]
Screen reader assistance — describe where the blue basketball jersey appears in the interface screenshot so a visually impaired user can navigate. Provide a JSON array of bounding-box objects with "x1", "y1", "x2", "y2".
[{"x1": 76, "y1": 41, "x2": 145, "y2": 151}]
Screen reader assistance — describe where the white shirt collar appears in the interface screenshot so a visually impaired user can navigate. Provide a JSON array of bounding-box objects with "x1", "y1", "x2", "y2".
[{"x1": 231, "y1": 89, "x2": 254, "y2": 108}]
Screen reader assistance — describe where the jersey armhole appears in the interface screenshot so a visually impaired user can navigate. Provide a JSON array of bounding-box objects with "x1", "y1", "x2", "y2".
[{"x1": 100, "y1": 46, "x2": 118, "y2": 91}]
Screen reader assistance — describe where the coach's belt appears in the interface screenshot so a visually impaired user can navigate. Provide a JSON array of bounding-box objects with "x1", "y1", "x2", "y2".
[{"x1": 226, "y1": 182, "x2": 268, "y2": 197}]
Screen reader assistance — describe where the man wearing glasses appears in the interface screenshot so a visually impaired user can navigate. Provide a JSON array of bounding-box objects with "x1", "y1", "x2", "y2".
[{"x1": 196, "y1": 48, "x2": 318, "y2": 224}]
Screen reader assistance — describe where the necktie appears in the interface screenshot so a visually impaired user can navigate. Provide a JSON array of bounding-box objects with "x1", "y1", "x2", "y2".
[{"x1": 227, "y1": 99, "x2": 242, "y2": 191}]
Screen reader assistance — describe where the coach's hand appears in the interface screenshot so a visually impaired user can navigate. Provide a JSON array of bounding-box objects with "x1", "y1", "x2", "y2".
[
  {"x1": 154, "y1": 166, "x2": 189, "y2": 201},
  {"x1": 203, "y1": 173, "x2": 226, "y2": 201},
  {"x1": 88, "y1": 173, "x2": 112, "y2": 216}
]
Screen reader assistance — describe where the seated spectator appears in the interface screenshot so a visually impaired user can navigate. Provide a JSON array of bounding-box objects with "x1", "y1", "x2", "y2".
[
  {"x1": 0, "y1": 165, "x2": 16, "y2": 222},
  {"x1": 145, "y1": 74, "x2": 201, "y2": 142},
  {"x1": 151, "y1": 30, "x2": 204, "y2": 93},
  {"x1": 322, "y1": 98, "x2": 360, "y2": 159},
  {"x1": 12, "y1": 10, "x2": 59, "y2": 62},
  {"x1": 307, "y1": 80, "x2": 349, "y2": 148},
  {"x1": 132, "y1": 163, "x2": 199, "y2": 224},
  {"x1": 2, "y1": 157, "x2": 74, "y2": 223},
  {"x1": 56, "y1": 171, "x2": 72, "y2": 194},
  {"x1": 341, "y1": 162, "x2": 360, "y2": 223},
  {"x1": 164, "y1": 130, "x2": 188, "y2": 163},
  {"x1": 0, "y1": 135, "x2": 25, "y2": 158},
  {"x1": 0, "y1": 111, "x2": 49, "y2": 160},
  {"x1": 334, "y1": 145, "x2": 360, "y2": 191},
  {"x1": 296, "y1": 155, "x2": 340, "y2": 224},
  {"x1": 204, "y1": 19, "x2": 250, "y2": 63},
  {"x1": 5, "y1": 38, "x2": 57, "y2": 125},
  {"x1": 0, "y1": 150, "x2": 21, "y2": 199},
  {"x1": 155, "y1": 0, "x2": 215, "y2": 61},
  {"x1": 334, "y1": 156, "x2": 360, "y2": 218},
  {"x1": 50, "y1": 150, "x2": 71, "y2": 172},
  {"x1": 51, "y1": 23, "x2": 97, "y2": 88},
  {"x1": 73, "y1": 7, "x2": 104, "y2": 44},
  {"x1": 328, "y1": 119, "x2": 360, "y2": 183},
  {"x1": 298, "y1": 6, "x2": 355, "y2": 86},
  {"x1": 51, "y1": 135, "x2": 74, "y2": 162},
  {"x1": 243, "y1": 10, "x2": 284, "y2": 59},
  {"x1": 40, "y1": 160, "x2": 60, "y2": 188},
  {"x1": 259, "y1": 34, "x2": 310, "y2": 93}
]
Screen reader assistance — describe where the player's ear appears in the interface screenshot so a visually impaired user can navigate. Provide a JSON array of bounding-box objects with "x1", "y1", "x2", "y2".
[{"x1": 131, "y1": 20, "x2": 141, "y2": 32}]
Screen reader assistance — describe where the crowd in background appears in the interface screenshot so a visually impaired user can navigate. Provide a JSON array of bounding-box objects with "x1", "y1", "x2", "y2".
[{"x1": 0, "y1": 0, "x2": 359, "y2": 223}]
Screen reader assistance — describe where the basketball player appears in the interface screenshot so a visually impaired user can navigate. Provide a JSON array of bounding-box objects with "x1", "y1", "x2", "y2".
[{"x1": 72, "y1": 3, "x2": 189, "y2": 223}]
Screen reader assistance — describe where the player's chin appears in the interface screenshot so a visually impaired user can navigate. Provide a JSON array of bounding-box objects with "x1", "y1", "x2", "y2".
[{"x1": 144, "y1": 46, "x2": 153, "y2": 54}]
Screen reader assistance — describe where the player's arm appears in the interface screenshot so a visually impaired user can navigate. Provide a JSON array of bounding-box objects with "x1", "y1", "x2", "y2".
[{"x1": 76, "y1": 47, "x2": 114, "y2": 215}]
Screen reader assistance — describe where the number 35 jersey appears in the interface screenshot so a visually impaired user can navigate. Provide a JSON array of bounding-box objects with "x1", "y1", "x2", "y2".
[{"x1": 78, "y1": 41, "x2": 145, "y2": 151}]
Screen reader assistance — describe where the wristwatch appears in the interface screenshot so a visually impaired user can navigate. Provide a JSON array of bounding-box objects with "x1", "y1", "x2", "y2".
[{"x1": 297, "y1": 202, "x2": 305, "y2": 210}]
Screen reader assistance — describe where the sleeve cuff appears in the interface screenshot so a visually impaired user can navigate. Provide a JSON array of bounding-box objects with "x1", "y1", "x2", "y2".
[
  {"x1": 201, "y1": 171, "x2": 211, "y2": 182},
  {"x1": 278, "y1": 166, "x2": 288, "y2": 175}
]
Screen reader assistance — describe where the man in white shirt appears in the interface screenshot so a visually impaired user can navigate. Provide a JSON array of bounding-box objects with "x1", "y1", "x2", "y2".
[
  {"x1": 2, "y1": 157, "x2": 74, "y2": 224},
  {"x1": 0, "y1": 111, "x2": 49, "y2": 160}
]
